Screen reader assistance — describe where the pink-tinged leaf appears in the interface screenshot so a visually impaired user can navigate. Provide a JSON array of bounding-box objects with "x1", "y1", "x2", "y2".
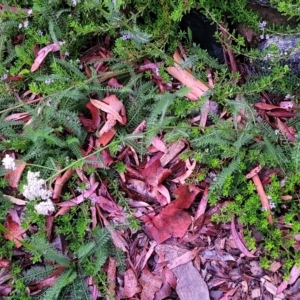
[
  {"x1": 173, "y1": 184, "x2": 200, "y2": 209},
  {"x1": 54, "y1": 206, "x2": 71, "y2": 217},
  {"x1": 132, "y1": 120, "x2": 147, "y2": 134},
  {"x1": 167, "y1": 248, "x2": 200, "y2": 269},
  {"x1": 156, "y1": 184, "x2": 171, "y2": 203},
  {"x1": 277, "y1": 264, "x2": 300, "y2": 294},
  {"x1": 276, "y1": 117, "x2": 296, "y2": 142},
  {"x1": 31, "y1": 43, "x2": 61, "y2": 72},
  {"x1": 200, "y1": 99, "x2": 210, "y2": 129},
  {"x1": 151, "y1": 137, "x2": 167, "y2": 153},
  {"x1": 90, "y1": 95, "x2": 126, "y2": 125},
  {"x1": 219, "y1": 286, "x2": 239, "y2": 300},
  {"x1": 0, "y1": 258, "x2": 10, "y2": 268},
  {"x1": 52, "y1": 169, "x2": 75, "y2": 202},
  {"x1": 266, "y1": 109, "x2": 296, "y2": 118},
  {"x1": 139, "y1": 269, "x2": 163, "y2": 300},
  {"x1": 56, "y1": 182, "x2": 98, "y2": 207},
  {"x1": 124, "y1": 268, "x2": 142, "y2": 298},
  {"x1": 7, "y1": 195, "x2": 26, "y2": 205},
  {"x1": 107, "y1": 257, "x2": 117, "y2": 297},
  {"x1": 231, "y1": 219, "x2": 257, "y2": 258},
  {"x1": 172, "y1": 159, "x2": 196, "y2": 185},
  {"x1": 107, "y1": 78, "x2": 123, "y2": 88},
  {"x1": 140, "y1": 157, "x2": 172, "y2": 187},
  {"x1": 5, "y1": 161, "x2": 26, "y2": 188},
  {"x1": 3, "y1": 215, "x2": 27, "y2": 248},
  {"x1": 150, "y1": 204, "x2": 192, "y2": 243},
  {"x1": 97, "y1": 128, "x2": 116, "y2": 146},
  {"x1": 166, "y1": 51, "x2": 209, "y2": 100},
  {"x1": 79, "y1": 101, "x2": 101, "y2": 132},
  {"x1": 4, "y1": 112, "x2": 30, "y2": 122},
  {"x1": 195, "y1": 185, "x2": 209, "y2": 221},
  {"x1": 254, "y1": 103, "x2": 279, "y2": 111}
]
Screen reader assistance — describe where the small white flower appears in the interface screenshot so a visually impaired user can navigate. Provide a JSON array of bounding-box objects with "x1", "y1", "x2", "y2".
[
  {"x1": 154, "y1": 68, "x2": 160, "y2": 77},
  {"x1": 18, "y1": 23, "x2": 23, "y2": 29},
  {"x1": 205, "y1": 148, "x2": 209, "y2": 153},
  {"x1": 260, "y1": 34, "x2": 265, "y2": 40},
  {"x1": 65, "y1": 51, "x2": 70, "y2": 56},
  {"x1": 37, "y1": 29, "x2": 43, "y2": 36},
  {"x1": 45, "y1": 79, "x2": 53, "y2": 84},
  {"x1": 72, "y1": 0, "x2": 77, "y2": 5},
  {"x1": 274, "y1": 130, "x2": 279, "y2": 135},
  {"x1": 34, "y1": 199, "x2": 55, "y2": 215},
  {"x1": 23, "y1": 171, "x2": 52, "y2": 201},
  {"x1": 2, "y1": 154, "x2": 16, "y2": 170},
  {"x1": 267, "y1": 195, "x2": 272, "y2": 200},
  {"x1": 27, "y1": 9, "x2": 33, "y2": 15},
  {"x1": 270, "y1": 202, "x2": 276, "y2": 209},
  {"x1": 23, "y1": 20, "x2": 29, "y2": 28}
]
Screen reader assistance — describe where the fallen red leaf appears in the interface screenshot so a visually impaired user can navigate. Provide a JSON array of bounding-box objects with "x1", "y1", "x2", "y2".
[
  {"x1": 173, "y1": 184, "x2": 200, "y2": 209},
  {"x1": 140, "y1": 156, "x2": 172, "y2": 187},
  {"x1": 276, "y1": 117, "x2": 296, "y2": 142},
  {"x1": 3, "y1": 215, "x2": 27, "y2": 248},
  {"x1": 147, "y1": 203, "x2": 192, "y2": 243}
]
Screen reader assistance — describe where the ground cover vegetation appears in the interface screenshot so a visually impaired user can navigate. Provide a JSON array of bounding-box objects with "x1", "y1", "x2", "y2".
[{"x1": 1, "y1": 0, "x2": 300, "y2": 298}]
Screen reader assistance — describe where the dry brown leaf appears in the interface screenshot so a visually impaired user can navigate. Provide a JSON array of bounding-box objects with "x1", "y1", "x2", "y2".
[
  {"x1": 124, "y1": 268, "x2": 142, "y2": 298},
  {"x1": 107, "y1": 257, "x2": 117, "y2": 298},
  {"x1": 167, "y1": 248, "x2": 200, "y2": 269},
  {"x1": 139, "y1": 269, "x2": 163, "y2": 300}
]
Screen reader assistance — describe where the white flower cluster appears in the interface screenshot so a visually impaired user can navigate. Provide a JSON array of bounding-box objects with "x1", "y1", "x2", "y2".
[
  {"x1": 22, "y1": 171, "x2": 55, "y2": 215},
  {"x1": 2, "y1": 154, "x2": 16, "y2": 170},
  {"x1": 34, "y1": 199, "x2": 55, "y2": 215}
]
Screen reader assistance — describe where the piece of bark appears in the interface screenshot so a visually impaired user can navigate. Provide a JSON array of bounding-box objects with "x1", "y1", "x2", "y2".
[{"x1": 155, "y1": 244, "x2": 210, "y2": 300}]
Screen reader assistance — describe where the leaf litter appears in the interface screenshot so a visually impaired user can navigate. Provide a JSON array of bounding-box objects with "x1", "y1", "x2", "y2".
[{"x1": 1, "y1": 27, "x2": 300, "y2": 300}]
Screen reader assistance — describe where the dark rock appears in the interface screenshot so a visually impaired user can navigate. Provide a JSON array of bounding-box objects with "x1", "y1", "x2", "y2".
[
  {"x1": 180, "y1": 9, "x2": 224, "y2": 61},
  {"x1": 258, "y1": 34, "x2": 300, "y2": 77},
  {"x1": 247, "y1": 0, "x2": 271, "y2": 6}
]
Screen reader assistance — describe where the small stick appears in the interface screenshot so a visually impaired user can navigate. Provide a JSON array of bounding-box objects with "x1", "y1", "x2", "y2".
[{"x1": 246, "y1": 166, "x2": 273, "y2": 225}]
